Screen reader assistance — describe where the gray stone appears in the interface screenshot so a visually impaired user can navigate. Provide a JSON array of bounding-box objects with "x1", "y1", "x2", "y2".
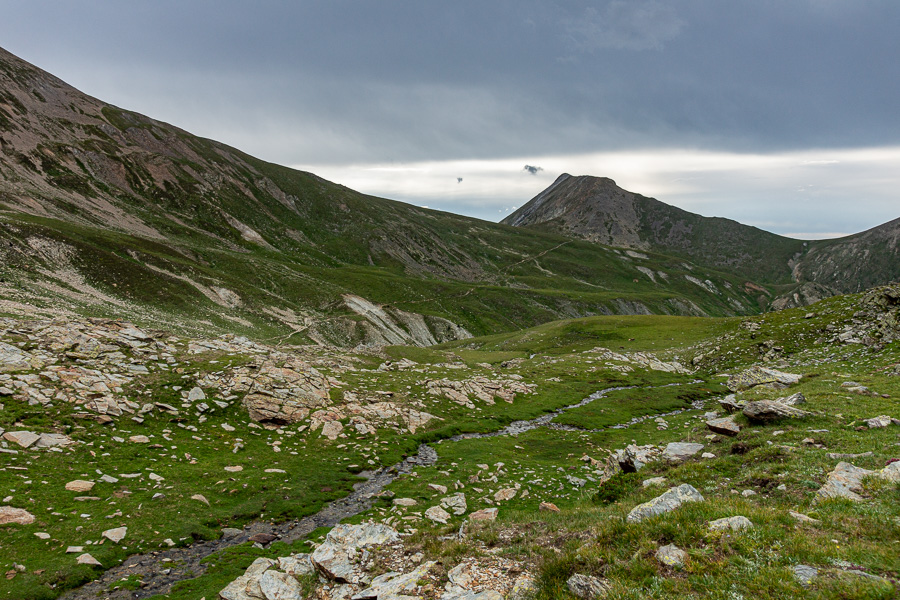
[
  {"x1": 76, "y1": 553, "x2": 101, "y2": 566},
  {"x1": 865, "y1": 415, "x2": 896, "y2": 428},
  {"x1": 642, "y1": 477, "x2": 667, "y2": 488},
  {"x1": 779, "y1": 392, "x2": 807, "y2": 406},
  {"x1": 662, "y1": 442, "x2": 704, "y2": 462},
  {"x1": 219, "y1": 557, "x2": 275, "y2": 600},
  {"x1": 65, "y1": 480, "x2": 95, "y2": 492},
  {"x1": 425, "y1": 505, "x2": 452, "y2": 524},
  {"x1": 102, "y1": 526, "x2": 127, "y2": 543},
  {"x1": 656, "y1": 544, "x2": 687, "y2": 568},
  {"x1": 719, "y1": 394, "x2": 745, "y2": 413},
  {"x1": 2, "y1": 431, "x2": 40, "y2": 448},
  {"x1": 706, "y1": 416, "x2": 741, "y2": 436},
  {"x1": 743, "y1": 400, "x2": 809, "y2": 422},
  {"x1": 34, "y1": 433, "x2": 75, "y2": 448},
  {"x1": 815, "y1": 461, "x2": 872, "y2": 502},
  {"x1": 441, "y1": 492, "x2": 467, "y2": 515},
  {"x1": 566, "y1": 573, "x2": 611, "y2": 599},
  {"x1": 626, "y1": 484, "x2": 704, "y2": 523},
  {"x1": 617, "y1": 444, "x2": 659, "y2": 472},
  {"x1": 469, "y1": 507, "x2": 498, "y2": 521},
  {"x1": 792, "y1": 564, "x2": 818, "y2": 586},
  {"x1": 354, "y1": 561, "x2": 434, "y2": 599},
  {"x1": 188, "y1": 387, "x2": 206, "y2": 401},
  {"x1": 258, "y1": 570, "x2": 303, "y2": 600},
  {"x1": 727, "y1": 366, "x2": 801, "y2": 391},
  {"x1": 277, "y1": 554, "x2": 314, "y2": 577},
  {"x1": 708, "y1": 516, "x2": 752, "y2": 532},
  {"x1": 310, "y1": 522, "x2": 400, "y2": 583},
  {"x1": 0, "y1": 506, "x2": 35, "y2": 525}
]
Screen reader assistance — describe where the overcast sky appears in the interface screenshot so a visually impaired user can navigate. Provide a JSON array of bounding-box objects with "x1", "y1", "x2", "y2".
[{"x1": 3, "y1": 1, "x2": 899, "y2": 237}]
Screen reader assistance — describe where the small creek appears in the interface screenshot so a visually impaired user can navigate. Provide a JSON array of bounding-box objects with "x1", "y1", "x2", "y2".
[{"x1": 62, "y1": 382, "x2": 703, "y2": 599}]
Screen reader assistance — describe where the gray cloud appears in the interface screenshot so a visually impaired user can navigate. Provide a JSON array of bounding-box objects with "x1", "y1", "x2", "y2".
[
  {"x1": 0, "y1": 1, "x2": 898, "y2": 234},
  {"x1": 562, "y1": 1, "x2": 686, "y2": 51},
  {"x1": 523, "y1": 165, "x2": 544, "y2": 175}
]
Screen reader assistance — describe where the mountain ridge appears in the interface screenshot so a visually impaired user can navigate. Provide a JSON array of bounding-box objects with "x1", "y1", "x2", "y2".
[
  {"x1": 502, "y1": 173, "x2": 900, "y2": 297},
  {"x1": 0, "y1": 47, "x2": 764, "y2": 346}
]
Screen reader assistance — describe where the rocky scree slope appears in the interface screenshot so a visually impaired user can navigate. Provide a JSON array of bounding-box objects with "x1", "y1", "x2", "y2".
[
  {"x1": 503, "y1": 174, "x2": 900, "y2": 305},
  {"x1": 1, "y1": 48, "x2": 760, "y2": 343}
]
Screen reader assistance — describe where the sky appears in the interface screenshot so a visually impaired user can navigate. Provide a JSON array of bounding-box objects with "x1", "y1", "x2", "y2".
[{"x1": 2, "y1": 1, "x2": 899, "y2": 238}]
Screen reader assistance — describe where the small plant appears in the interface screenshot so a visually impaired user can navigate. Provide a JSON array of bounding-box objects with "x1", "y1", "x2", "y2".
[{"x1": 593, "y1": 471, "x2": 642, "y2": 505}]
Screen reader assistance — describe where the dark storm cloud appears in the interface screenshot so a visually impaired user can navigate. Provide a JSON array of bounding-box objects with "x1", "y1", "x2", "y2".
[
  {"x1": 0, "y1": 1, "x2": 899, "y2": 234},
  {"x1": 3, "y1": 0, "x2": 899, "y2": 165},
  {"x1": 523, "y1": 165, "x2": 543, "y2": 175}
]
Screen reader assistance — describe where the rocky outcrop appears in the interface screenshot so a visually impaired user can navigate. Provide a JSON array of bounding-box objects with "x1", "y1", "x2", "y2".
[
  {"x1": 425, "y1": 377, "x2": 535, "y2": 409},
  {"x1": 310, "y1": 522, "x2": 400, "y2": 583},
  {"x1": 726, "y1": 366, "x2": 801, "y2": 392},
  {"x1": 342, "y1": 294, "x2": 473, "y2": 348},
  {"x1": 626, "y1": 484, "x2": 704, "y2": 523},
  {"x1": 815, "y1": 461, "x2": 900, "y2": 503},
  {"x1": 742, "y1": 400, "x2": 809, "y2": 422}
]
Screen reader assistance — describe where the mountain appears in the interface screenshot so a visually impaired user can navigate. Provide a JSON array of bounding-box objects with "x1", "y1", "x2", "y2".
[
  {"x1": 0, "y1": 48, "x2": 763, "y2": 346},
  {"x1": 502, "y1": 174, "x2": 900, "y2": 301}
]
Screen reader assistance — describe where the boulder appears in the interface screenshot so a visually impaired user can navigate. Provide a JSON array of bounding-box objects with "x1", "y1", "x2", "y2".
[
  {"x1": 815, "y1": 462, "x2": 873, "y2": 502},
  {"x1": 742, "y1": 400, "x2": 809, "y2": 422},
  {"x1": 102, "y1": 526, "x2": 127, "y2": 543},
  {"x1": 76, "y1": 553, "x2": 101, "y2": 566},
  {"x1": 626, "y1": 484, "x2": 704, "y2": 523},
  {"x1": 727, "y1": 366, "x2": 801, "y2": 391},
  {"x1": 706, "y1": 416, "x2": 741, "y2": 436},
  {"x1": 708, "y1": 516, "x2": 753, "y2": 532},
  {"x1": 662, "y1": 442, "x2": 704, "y2": 462},
  {"x1": 493, "y1": 488, "x2": 517, "y2": 501},
  {"x1": 219, "y1": 557, "x2": 275, "y2": 600},
  {"x1": 65, "y1": 480, "x2": 95, "y2": 493},
  {"x1": 441, "y1": 493, "x2": 467, "y2": 515},
  {"x1": 718, "y1": 394, "x2": 745, "y2": 413},
  {"x1": 566, "y1": 574, "x2": 611, "y2": 599},
  {"x1": 354, "y1": 561, "x2": 435, "y2": 599},
  {"x1": 34, "y1": 433, "x2": 75, "y2": 448},
  {"x1": 310, "y1": 522, "x2": 399, "y2": 583},
  {"x1": 425, "y1": 505, "x2": 452, "y2": 524},
  {"x1": 469, "y1": 508, "x2": 498, "y2": 522},
  {"x1": 779, "y1": 392, "x2": 807, "y2": 406},
  {"x1": 258, "y1": 570, "x2": 303, "y2": 600},
  {"x1": 865, "y1": 415, "x2": 898, "y2": 428},
  {"x1": 617, "y1": 444, "x2": 659, "y2": 472},
  {"x1": 0, "y1": 506, "x2": 35, "y2": 525},
  {"x1": 2, "y1": 431, "x2": 40, "y2": 448},
  {"x1": 656, "y1": 544, "x2": 687, "y2": 568}
]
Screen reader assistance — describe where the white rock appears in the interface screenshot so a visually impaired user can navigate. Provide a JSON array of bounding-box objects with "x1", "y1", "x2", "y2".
[{"x1": 102, "y1": 526, "x2": 127, "y2": 543}]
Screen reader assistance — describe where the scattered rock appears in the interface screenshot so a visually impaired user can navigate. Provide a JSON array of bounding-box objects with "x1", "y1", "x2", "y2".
[
  {"x1": 128, "y1": 435, "x2": 150, "y2": 443},
  {"x1": 258, "y1": 569, "x2": 303, "y2": 599},
  {"x1": 469, "y1": 508, "x2": 498, "y2": 522},
  {"x1": 865, "y1": 415, "x2": 898, "y2": 428},
  {"x1": 788, "y1": 511, "x2": 820, "y2": 526},
  {"x1": 493, "y1": 488, "x2": 517, "y2": 502},
  {"x1": 310, "y1": 522, "x2": 399, "y2": 583},
  {"x1": 0, "y1": 506, "x2": 35, "y2": 525},
  {"x1": 2, "y1": 431, "x2": 40, "y2": 448},
  {"x1": 706, "y1": 416, "x2": 741, "y2": 436},
  {"x1": 566, "y1": 573, "x2": 611, "y2": 599},
  {"x1": 65, "y1": 480, "x2": 94, "y2": 493},
  {"x1": 250, "y1": 533, "x2": 277, "y2": 545},
  {"x1": 76, "y1": 553, "x2": 101, "y2": 566},
  {"x1": 219, "y1": 557, "x2": 274, "y2": 600},
  {"x1": 393, "y1": 498, "x2": 417, "y2": 507},
  {"x1": 662, "y1": 442, "x2": 704, "y2": 462},
  {"x1": 441, "y1": 493, "x2": 467, "y2": 515},
  {"x1": 626, "y1": 484, "x2": 704, "y2": 523},
  {"x1": 355, "y1": 561, "x2": 435, "y2": 599},
  {"x1": 102, "y1": 527, "x2": 127, "y2": 543},
  {"x1": 34, "y1": 433, "x2": 75, "y2": 448},
  {"x1": 425, "y1": 505, "x2": 452, "y2": 524},
  {"x1": 719, "y1": 394, "x2": 745, "y2": 413},
  {"x1": 641, "y1": 477, "x2": 667, "y2": 488},
  {"x1": 191, "y1": 494, "x2": 210, "y2": 506},
  {"x1": 428, "y1": 483, "x2": 448, "y2": 494},
  {"x1": 539, "y1": 502, "x2": 560, "y2": 512},
  {"x1": 656, "y1": 544, "x2": 687, "y2": 568},
  {"x1": 727, "y1": 366, "x2": 801, "y2": 391},
  {"x1": 742, "y1": 400, "x2": 809, "y2": 422},
  {"x1": 708, "y1": 516, "x2": 752, "y2": 532},
  {"x1": 617, "y1": 444, "x2": 659, "y2": 472},
  {"x1": 813, "y1": 461, "x2": 900, "y2": 502},
  {"x1": 792, "y1": 565, "x2": 818, "y2": 586},
  {"x1": 779, "y1": 392, "x2": 807, "y2": 406}
]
